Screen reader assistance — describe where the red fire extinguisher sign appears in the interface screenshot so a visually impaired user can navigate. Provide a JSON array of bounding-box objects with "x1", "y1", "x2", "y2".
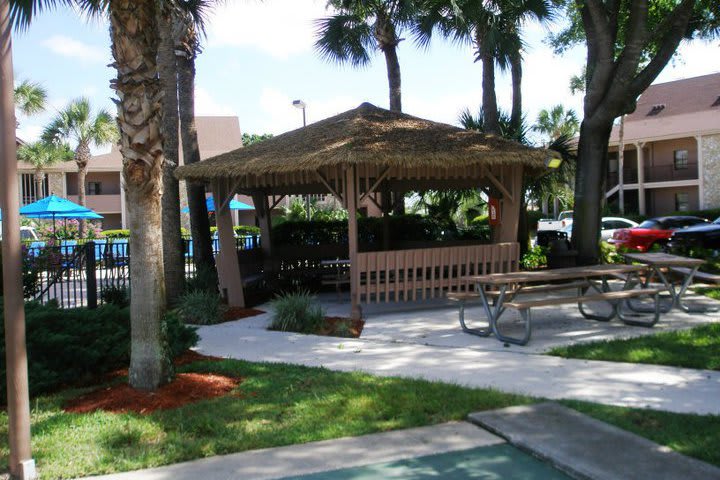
[{"x1": 489, "y1": 198, "x2": 500, "y2": 226}]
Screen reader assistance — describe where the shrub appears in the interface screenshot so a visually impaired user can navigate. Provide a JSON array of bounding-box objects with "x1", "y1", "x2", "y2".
[
  {"x1": 186, "y1": 264, "x2": 219, "y2": 293},
  {"x1": 521, "y1": 245, "x2": 548, "y2": 270},
  {"x1": 234, "y1": 225, "x2": 261, "y2": 236},
  {"x1": 176, "y1": 290, "x2": 227, "y2": 325},
  {"x1": 164, "y1": 310, "x2": 200, "y2": 357},
  {"x1": 0, "y1": 302, "x2": 198, "y2": 399},
  {"x1": 100, "y1": 285, "x2": 130, "y2": 307},
  {"x1": 600, "y1": 241, "x2": 621, "y2": 264},
  {"x1": 269, "y1": 290, "x2": 325, "y2": 334},
  {"x1": 0, "y1": 242, "x2": 40, "y2": 298},
  {"x1": 102, "y1": 229, "x2": 130, "y2": 239}
]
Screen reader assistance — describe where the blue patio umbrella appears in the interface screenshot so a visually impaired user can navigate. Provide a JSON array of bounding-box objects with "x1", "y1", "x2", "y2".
[
  {"x1": 181, "y1": 196, "x2": 254, "y2": 213},
  {"x1": 20, "y1": 194, "x2": 103, "y2": 234}
]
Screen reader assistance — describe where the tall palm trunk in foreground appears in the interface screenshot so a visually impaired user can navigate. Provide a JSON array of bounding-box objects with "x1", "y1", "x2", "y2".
[
  {"x1": 109, "y1": 0, "x2": 171, "y2": 390},
  {"x1": 158, "y1": 5, "x2": 185, "y2": 304}
]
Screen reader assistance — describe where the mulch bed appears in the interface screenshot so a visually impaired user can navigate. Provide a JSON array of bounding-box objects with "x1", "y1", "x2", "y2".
[
  {"x1": 222, "y1": 306, "x2": 265, "y2": 322},
  {"x1": 66, "y1": 351, "x2": 235, "y2": 415},
  {"x1": 318, "y1": 316, "x2": 365, "y2": 338},
  {"x1": 64, "y1": 373, "x2": 241, "y2": 415}
]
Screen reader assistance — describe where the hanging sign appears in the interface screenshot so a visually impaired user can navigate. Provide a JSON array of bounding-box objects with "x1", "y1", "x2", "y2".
[{"x1": 488, "y1": 197, "x2": 500, "y2": 226}]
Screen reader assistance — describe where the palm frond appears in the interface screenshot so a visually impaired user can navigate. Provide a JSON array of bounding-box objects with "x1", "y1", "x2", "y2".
[
  {"x1": 314, "y1": 13, "x2": 374, "y2": 67},
  {"x1": 14, "y1": 79, "x2": 47, "y2": 115}
]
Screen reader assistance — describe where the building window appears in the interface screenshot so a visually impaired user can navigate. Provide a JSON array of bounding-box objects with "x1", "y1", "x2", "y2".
[
  {"x1": 608, "y1": 158, "x2": 618, "y2": 173},
  {"x1": 20, "y1": 173, "x2": 48, "y2": 205},
  {"x1": 675, "y1": 192, "x2": 690, "y2": 212},
  {"x1": 87, "y1": 182, "x2": 102, "y2": 195},
  {"x1": 673, "y1": 150, "x2": 688, "y2": 170}
]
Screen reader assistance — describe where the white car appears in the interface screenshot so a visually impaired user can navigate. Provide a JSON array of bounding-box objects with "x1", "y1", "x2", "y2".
[{"x1": 560, "y1": 217, "x2": 638, "y2": 242}]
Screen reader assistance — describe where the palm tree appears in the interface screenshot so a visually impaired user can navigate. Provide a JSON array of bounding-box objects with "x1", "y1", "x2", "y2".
[
  {"x1": 316, "y1": 0, "x2": 418, "y2": 112},
  {"x1": 533, "y1": 104, "x2": 579, "y2": 145},
  {"x1": 175, "y1": 7, "x2": 217, "y2": 281},
  {"x1": 158, "y1": 2, "x2": 184, "y2": 304},
  {"x1": 17, "y1": 140, "x2": 73, "y2": 198},
  {"x1": 416, "y1": 0, "x2": 550, "y2": 134},
  {"x1": 10, "y1": 0, "x2": 207, "y2": 391},
  {"x1": 13, "y1": 79, "x2": 46, "y2": 116},
  {"x1": 42, "y1": 97, "x2": 118, "y2": 237}
]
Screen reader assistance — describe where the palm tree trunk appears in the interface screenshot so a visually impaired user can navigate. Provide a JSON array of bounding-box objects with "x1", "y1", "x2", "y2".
[
  {"x1": 572, "y1": 119, "x2": 613, "y2": 265},
  {"x1": 478, "y1": 35, "x2": 499, "y2": 135},
  {"x1": 177, "y1": 52, "x2": 215, "y2": 274},
  {"x1": 109, "y1": 0, "x2": 172, "y2": 391},
  {"x1": 382, "y1": 45, "x2": 401, "y2": 113},
  {"x1": 34, "y1": 169, "x2": 43, "y2": 200},
  {"x1": 158, "y1": 7, "x2": 185, "y2": 304},
  {"x1": 76, "y1": 141, "x2": 91, "y2": 238},
  {"x1": 509, "y1": 51, "x2": 522, "y2": 137}
]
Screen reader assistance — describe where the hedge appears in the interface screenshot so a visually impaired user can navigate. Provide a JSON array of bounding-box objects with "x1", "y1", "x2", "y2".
[
  {"x1": 271, "y1": 215, "x2": 489, "y2": 247},
  {"x1": 0, "y1": 301, "x2": 198, "y2": 400}
]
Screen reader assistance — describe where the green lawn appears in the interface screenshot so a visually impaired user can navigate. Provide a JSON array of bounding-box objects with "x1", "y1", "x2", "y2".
[
  {"x1": 548, "y1": 323, "x2": 720, "y2": 370},
  {"x1": 1, "y1": 358, "x2": 718, "y2": 479}
]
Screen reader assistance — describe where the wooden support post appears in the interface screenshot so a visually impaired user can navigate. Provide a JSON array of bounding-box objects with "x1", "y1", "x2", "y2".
[
  {"x1": 213, "y1": 181, "x2": 245, "y2": 307},
  {"x1": 346, "y1": 167, "x2": 362, "y2": 320},
  {"x1": 381, "y1": 184, "x2": 391, "y2": 251},
  {"x1": 251, "y1": 191, "x2": 274, "y2": 274},
  {"x1": 495, "y1": 166, "x2": 523, "y2": 243}
]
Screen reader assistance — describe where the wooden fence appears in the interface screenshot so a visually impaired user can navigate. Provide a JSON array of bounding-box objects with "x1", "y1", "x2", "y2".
[{"x1": 356, "y1": 243, "x2": 519, "y2": 303}]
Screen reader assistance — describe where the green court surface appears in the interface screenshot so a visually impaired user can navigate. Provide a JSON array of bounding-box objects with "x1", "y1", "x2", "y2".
[{"x1": 283, "y1": 444, "x2": 571, "y2": 479}]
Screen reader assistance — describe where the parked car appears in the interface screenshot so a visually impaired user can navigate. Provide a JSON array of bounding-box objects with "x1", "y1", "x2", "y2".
[
  {"x1": 537, "y1": 210, "x2": 573, "y2": 232},
  {"x1": 0, "y1": 225, "x2": 39, "y2": 241},
  {"x1": 667, "y1": 217, "x2": 720, "y2": 253},
  {"x1": 559, "y1": 217, "x2": 639, "y2": 242},
  {"x1": 611, "y1": 216, "x2": 709, "y2": 252}
]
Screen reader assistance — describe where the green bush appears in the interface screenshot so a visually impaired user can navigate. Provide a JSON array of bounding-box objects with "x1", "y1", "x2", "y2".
[
  {"x1": 163, "y1": 310, "x2": 200, "y2": 357},
  {"x1": 269, "y1": 290, "x2": 325, "y2": 334},
  {"x1": 186, "y1": 264, "x2": 219, "y2": 293},
  {"x1": 209, "y1": 225, "x2": 261, "y2": 236},
  {"x1": 100, "y1": 285, "x2": 130, "y2": 307},
  {"x1": 600, "y1": 241, "x2": 622, "y2": 264},
  {"x1": 176, "y1": 290, "x2": 227, "y2": 325},
  {"x1": 102, "y1": 229, "x2": 130, "y2": 238},
  {"x1": 0, "y1": 302, "x2": 198, "y2": 399},
  {"x1": 521, "y1": 245, "x2": 548, "y2": 270}
]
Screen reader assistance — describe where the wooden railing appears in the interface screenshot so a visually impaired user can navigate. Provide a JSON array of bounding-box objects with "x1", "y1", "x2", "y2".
[{"x1": 356, "y1": 243, "x2": 519, "y2": 303}]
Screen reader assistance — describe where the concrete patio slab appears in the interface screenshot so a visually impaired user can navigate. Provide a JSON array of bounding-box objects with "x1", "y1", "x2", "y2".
[
  {"x1": 468, "y1": 402, "x2": 720, "y2": 480},
  {"x1": 196, "y1": 292, "x2": 720, "y2": 415}
]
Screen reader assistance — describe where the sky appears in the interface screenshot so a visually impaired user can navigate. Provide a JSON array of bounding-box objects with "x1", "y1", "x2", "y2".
[{"x1": 11, "y1": 0, "x2": 720, "y2": 152}]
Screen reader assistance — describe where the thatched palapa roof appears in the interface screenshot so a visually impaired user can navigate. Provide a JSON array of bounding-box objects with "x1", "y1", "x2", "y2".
[{"x1": 175, "y1": 102, "x2": 549, "y2": 182}]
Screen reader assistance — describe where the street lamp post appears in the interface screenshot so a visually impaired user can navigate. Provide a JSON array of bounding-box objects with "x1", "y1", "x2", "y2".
[{"x1": 292, "y1": 99, "x2": 311, "y2": 221}]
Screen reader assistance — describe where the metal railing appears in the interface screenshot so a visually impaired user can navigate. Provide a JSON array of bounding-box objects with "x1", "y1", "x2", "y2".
[{"x1": 23, "y1": 234, "x2": 261, "y2": 308}]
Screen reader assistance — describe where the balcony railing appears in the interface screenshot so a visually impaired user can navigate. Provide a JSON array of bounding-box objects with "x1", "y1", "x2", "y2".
[
  {"x1": 644, "y1": 163, "x2": 698, "y2": 183},
  {"x1": 607, "y1": 163, "x2": 698, "y2": 187}
]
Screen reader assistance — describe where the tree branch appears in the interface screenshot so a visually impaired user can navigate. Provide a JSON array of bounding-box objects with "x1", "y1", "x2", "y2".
[{"x1": 630, "y1": 0, "x2": 695, "y2": 94}]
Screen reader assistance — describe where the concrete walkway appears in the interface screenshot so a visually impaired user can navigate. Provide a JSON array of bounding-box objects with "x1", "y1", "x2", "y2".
[{"x1": 197, "y1": 296, "x2": 720, "y2": 415}]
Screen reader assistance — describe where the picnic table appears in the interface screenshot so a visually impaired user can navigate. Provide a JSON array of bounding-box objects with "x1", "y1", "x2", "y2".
[
  {"x1": 450, "y1": 264, "x2": 662, "y2": 346},
  {"x1": 623, "y1": 252, "x2": 718, "y2": 313},
  {"x1": 320, "y1": 259, "x2": 351, "y2": 301}
]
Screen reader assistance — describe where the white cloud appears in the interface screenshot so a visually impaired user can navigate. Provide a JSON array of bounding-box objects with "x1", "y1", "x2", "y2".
[
  {"x1": 206, "y1": 0, "x2": 330, "y2": 58},
  {"x1": 16, "y1": 124, "x2": 43, "y2": 143},
  {"x1": 195, "y1": 87, "x2": 236, "y2": 116},
  {"x1": 42, "y1": 35, "x2": 108, "y2": 63}
]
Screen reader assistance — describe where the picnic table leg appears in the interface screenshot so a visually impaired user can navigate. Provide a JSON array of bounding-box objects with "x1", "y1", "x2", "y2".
[
  {"x1": 577, "y1": 277, "x2": 617, "y2": 322},
  {"x1": 483, "y1": 285, "x2": 531, "y2": 346},
  {"x1": 455, "y1": 285, "x2": 492, "y2": 337},
  {"x1": 624, "y1": 266, "x2": 674, "y2": 314},
  {"x1": 669, "y1": 267, "x2": 719, "y2": 313},
  {"x1": 617, "y1": 289, "x2": 661, "y2": 327}
]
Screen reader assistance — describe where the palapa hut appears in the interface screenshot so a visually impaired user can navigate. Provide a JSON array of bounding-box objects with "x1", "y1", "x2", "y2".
[{"x1": 176, "y1": 102, "x2": 553, "y2": 320}]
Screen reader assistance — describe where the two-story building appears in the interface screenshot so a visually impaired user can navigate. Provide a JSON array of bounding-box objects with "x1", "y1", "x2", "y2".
[
  {"x1": 605, "y1": 72, "x2": 720, "y2": 216},
  {"x1": 17, "y1": 116, "x2": 254, "y2": 229}
]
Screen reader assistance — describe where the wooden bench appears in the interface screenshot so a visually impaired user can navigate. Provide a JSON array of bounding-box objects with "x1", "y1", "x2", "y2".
[
  {"x1": 501, "y1": 288, "x2": 662, "y2": 345},
  {"x1": 670, "y1": 267, "x2": 720, "y2": 285}
]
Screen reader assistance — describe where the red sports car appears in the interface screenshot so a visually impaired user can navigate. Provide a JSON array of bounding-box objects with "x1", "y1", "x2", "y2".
[{"x1": 611, "y1": 216, "x2": 709, "y2": 252}]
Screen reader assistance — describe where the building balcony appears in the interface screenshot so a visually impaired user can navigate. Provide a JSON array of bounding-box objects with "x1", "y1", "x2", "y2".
[
  {"x1": 607, "y1": 163, "x2": 698, "y2": 188},
  {"x1": 67, "y1": 194, "x2": 122, "y2": 213}
]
